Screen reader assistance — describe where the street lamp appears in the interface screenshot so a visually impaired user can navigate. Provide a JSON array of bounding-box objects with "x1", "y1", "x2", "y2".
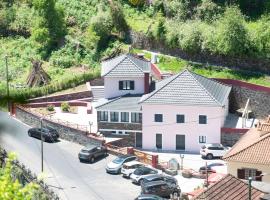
[
  {"x1": 89, "y1": 121, "x2": 93, "y2": 134},
  {"x1": 40, "y1": 117, "x2": 44, "y2": 172},
  {"x1": 180, "y1": 154, "x2": 184, "y2": 170},
  {"x1": 248, "y1": 173, "x2": 268, "y2": 200}
]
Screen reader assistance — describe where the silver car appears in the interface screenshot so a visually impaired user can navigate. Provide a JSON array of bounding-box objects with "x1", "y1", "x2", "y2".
[{"x1": 106, "y1": 155, "x2": 137, "y2": 174}]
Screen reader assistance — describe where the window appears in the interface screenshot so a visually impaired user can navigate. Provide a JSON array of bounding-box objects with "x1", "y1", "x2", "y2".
[
  {"x1": 110, "y1": 112, "x2": 119, "y2": 122},
  {"x1": 156, "y1": 134, "x2": 162, "y2": 149},
  {"x1": 176, "y1": 135, "x2": 185, "y2": 150},
  {"x1": 121, "y1": 112, "x2": 129, "y2": 122},
  {"x1": 199, "y1": 115, "x2": 207, "y2": 124},
  {"x1": 155, "y1": 114, "x2": 163, "y2": 122},
  {"x1": 97, "y1": 111, "x2": 108, "y2": 122},
  {"x1": 176, "y1": 114, "x2": 185, "y2": 123},
  {"x1": 238, "y1": 168, "x2": 262, "y2": 181},
  {"x1": 199, "y1": 136, "x2": 206, "y2": 143},
  {"x1": 119, "y1": 80, "x2": 134, "y2": 90},
  {"x1": 131, "y1": 112, "x2": 142, "y2": 123}
]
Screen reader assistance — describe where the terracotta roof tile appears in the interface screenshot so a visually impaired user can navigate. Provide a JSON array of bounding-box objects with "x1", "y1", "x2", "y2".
[
  {"x1": 223, "y1": 123, "x2": 270, "y2": 165},
  {"x1": 193, "y1": 174, "x2": 265, "y2": 200}
]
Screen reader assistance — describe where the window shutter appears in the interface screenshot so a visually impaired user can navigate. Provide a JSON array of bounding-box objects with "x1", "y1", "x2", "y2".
[
  {"x1": 237, "y1": 169, "x2": 245, "y2": 179},
  {"x1": 255, "y1": 170, "x2": 262, "y2": 181},
  {"x1": 119, "y1": 81, "x2": 123, "y2": 90},
  {"x1": 130, "y1": 81, "x2": 134, "y2": 90}
]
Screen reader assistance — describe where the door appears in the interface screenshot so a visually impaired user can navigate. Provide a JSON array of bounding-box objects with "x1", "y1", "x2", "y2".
[
  {"x1": 135, "y1": 132, "x2": 142, "y2": 148},
  {"x1": 156, "y1": 134, "x2": 162, "y2": 149},
  {"x1": 176, "y1": 135, "x2": 185, "y2": 150}
]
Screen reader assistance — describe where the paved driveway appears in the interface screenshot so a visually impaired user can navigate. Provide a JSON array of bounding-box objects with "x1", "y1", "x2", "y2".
[{"x1": 0, "y1": 111, "x2": 140, "y2": 200}]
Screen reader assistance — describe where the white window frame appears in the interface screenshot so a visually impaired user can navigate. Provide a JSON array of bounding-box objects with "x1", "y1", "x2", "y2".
[{"x1": 199, "y1": 135, "x2": 206, "y2": 143}]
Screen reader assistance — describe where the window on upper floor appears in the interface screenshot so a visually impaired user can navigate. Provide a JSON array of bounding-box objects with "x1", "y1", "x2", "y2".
[
  {"x1": 110, "y1": 112, "x2": 119, "y2": 122},
  {"x1": 97, "y1": 111, "x2": 108, "y2": 122},
  {"x1": 131, "y1": 112, "x2": 142, "y2": 123},
  {"x1": 119, "y1": 80, "x2": 134, "y2": 90},
  {"x1": 154, "y1": 114, "x2": 163, "y2": 122},
  {"x1": 176, "y1": 114, "x2": 185, "y2": 123},
  {"x1": 199, "y1": 115, "x2": 207, "y2": 124},
  {"x1": 121, "y1": 112, "x2": 129, "y2": 122}
]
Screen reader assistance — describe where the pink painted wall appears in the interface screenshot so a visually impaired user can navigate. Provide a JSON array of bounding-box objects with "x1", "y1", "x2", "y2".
[
  {"x1": 104, "y1": 77, "x2": 145, "y2": 99},
  {"x1": 142, "y1": 104, "x2": 227, "y2": 152}
]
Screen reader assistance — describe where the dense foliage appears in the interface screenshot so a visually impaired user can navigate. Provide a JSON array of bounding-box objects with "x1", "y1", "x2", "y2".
[
  {"x1": 0, "y1": 153, "x2": 38, "y2": 200},
  {"x1": 0, "y1": 0, "x2": 270, "y2": 106}
]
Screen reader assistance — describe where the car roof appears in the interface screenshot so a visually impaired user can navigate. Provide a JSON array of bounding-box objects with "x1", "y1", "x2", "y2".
[
  {"x1": 123, "y1": 160, "x2": 142, "y2": 166},
  {"x1": 138, "y1": 194, "x2": 162, "y2": 199},
  {"x1": 118, "y1": 154, "x2": 136, "y2": 159},
  {"x1": 143, "y1": 174, "x2": 163, "y2": 180},
  {"x1": 205, "y1": 143, "x2": 222, "y2": 147},
  {"x1": 82, "y1": 144, "x2": 98, "y2": 151},
  {"x1": 143, "y1": 180, "x2": 167, "y2": 187}
]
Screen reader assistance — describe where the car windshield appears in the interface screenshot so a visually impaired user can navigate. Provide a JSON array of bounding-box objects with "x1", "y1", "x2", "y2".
[
  {"x1": 113, "y1": 157, "x2": 125, "y2": 164},
  {"x1": 81, "y1": 149, "x2": 90, "y2": 153},
  {"x1": 134, "y1": 168, "x2": 144, "y2": 175}
]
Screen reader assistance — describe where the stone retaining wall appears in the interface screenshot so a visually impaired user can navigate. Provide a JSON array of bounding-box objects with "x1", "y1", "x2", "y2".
[
  {"x1": 98, "y1": 122, "x2": 142, "y2": 131},
  {"x1": 216, "y1": 79, "x2": 270, "y2": 119},
  {"x1": 221, "y1": 128, "x2": 249, "y2": 146},
  {"x1": 130, "y1": 31, "x2": 270, "y2": 73},
  {"x1": 15, "y1": 106, "x2": 104, "y2": 146}
]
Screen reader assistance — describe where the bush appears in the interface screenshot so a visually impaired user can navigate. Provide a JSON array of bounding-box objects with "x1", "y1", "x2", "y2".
[
  {"x1": 163, "y1": 0, "x2": 191, "y2": 21},
  {"x1": 129, "y1": 0, "x2": 145, "y2": 6},
  {"x1": 47, "y1": 104, "x2": 54, "y2": 111},
  {"x1": 195, "y1": 0, "x2": 221, "y2": 22},
  {"x1": 61, "y1": 102, "x2": 70, "y2": 112}
]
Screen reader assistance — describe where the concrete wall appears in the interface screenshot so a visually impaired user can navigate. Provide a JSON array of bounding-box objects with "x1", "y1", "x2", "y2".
[
  {"x1": 104, "y1": 77, "x2": 145, "y2": 99},
  {"x1": 142, "y1": 104, "x2": 226, "y2": 152},
  {"x1": 15, "y1": 106, "x2": 104, "y2": 146},
  {"x1": 227, "y1": 161, "x2": 270, "y2": 182}
]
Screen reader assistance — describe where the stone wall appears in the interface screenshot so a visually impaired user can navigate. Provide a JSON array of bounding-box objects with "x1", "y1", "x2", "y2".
[
  {"x1": 105, "y1": 132, "x2": 136, "y2": 148},
  {"x1": 29, "y1": 90, "x2": 92, "y2": 103},
  {"x1": 15, "y1": 106, "x2": 104, "y2": 146},
  {"x1": 98, "y1": 122, "x2": 142, "y2": 131},
  {"x1": 130, "y1": 31, "x2": 270, "y2": 73},
  {"x1": 216, "y1": 79, "x2": 270, "y2": 119},
  {"x1": 221, "y1": 127, "x2": 249, "y2": 147}
]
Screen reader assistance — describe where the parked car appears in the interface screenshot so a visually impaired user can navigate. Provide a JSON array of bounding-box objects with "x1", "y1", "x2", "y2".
[
  {"x1": 78, "y1": 144, "x2": 107, "y2": 163},
  {"x1": 106, "y1": 155, "x2": 137, "y2": 174},
  {"x1": 28, "y1": 127, "x2": 59, "y2": 142},
  {"x1": 130, "y1": 166, "x2": 162, "y2": 185},
  {"x1": 135, "y1": 194, "x2": 165, "y2": 200},
  {"x1": 200, "y1": 143, "x2": 231, "y2": 159},
  {"x1": 121, "y1": 161, "x2": 145, "y2": 178},
  {"x1": 141, "y1": 180, "x2": 181, "y2": 198},
  {"x1": 45, "y1": 126, "x2": 59, "y2": 138},
  {"x1": 141, "y1": 174, "x2": 178, "y2": 187},
  {"x1": 199, "y1": 162, "x2": 225, "y2": 174}
]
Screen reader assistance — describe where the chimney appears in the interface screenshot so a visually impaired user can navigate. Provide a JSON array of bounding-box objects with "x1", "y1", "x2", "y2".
[{"x1": 144, "y1": 73, "x2": 150, "y2": 94}]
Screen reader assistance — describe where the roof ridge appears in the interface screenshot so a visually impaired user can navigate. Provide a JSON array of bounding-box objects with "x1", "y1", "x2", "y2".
[
  {"x1": 188, "y1": 70, "x2": 222, "y2": 106},
  {"x1": 139, "y1": 70, "x2": 186, "y2": 103},
  {"x1": 126, "y1": 54, "x2": 145, "y2": 73},
  {"x1": 223, "y1": 130, "x2": 270, "y2": 160},
  {"x1": 102, "y1": 55, "x2": 128, "y2": 77}
]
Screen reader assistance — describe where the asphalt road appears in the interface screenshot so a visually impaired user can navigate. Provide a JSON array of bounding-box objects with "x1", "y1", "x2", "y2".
[{"x1": 0, "y1": 111, "x2": 140, "y2": 200}]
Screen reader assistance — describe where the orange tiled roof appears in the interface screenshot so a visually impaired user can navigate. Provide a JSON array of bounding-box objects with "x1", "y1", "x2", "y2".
[
  {"x1": 223, "y1": 117, "x2": 270, "y2": 165},
  {"x1": 193, "y1": 174, "x2": 265, "y2": 200}
]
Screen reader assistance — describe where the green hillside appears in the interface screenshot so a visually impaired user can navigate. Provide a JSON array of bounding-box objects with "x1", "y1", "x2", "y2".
[{"x1": 0, "y1": 0, "x2": 270, "y2": 104}]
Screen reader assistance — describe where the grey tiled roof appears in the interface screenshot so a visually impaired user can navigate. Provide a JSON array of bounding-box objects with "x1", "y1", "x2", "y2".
[
  {"x1": 140, "y1": 69, "x2": 231, "y2": 106},
  {"x1": 95, "y1": 94, "x2": 143, "y2": 111},
  {"x1": 101, "y1": 54, "x2": 151, "y2": 78}
]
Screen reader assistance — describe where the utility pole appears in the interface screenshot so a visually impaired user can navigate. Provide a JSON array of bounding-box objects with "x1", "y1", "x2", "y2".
[
  {"x1": 205, "y1": 162, "x2": 209, "y2": 188},
  {"x1": 248, "y1": 177, "x2": 252, "y2": 200},
  {"x1": 40, "y1": 118, "x2": 44, "y2": 172},
  {"x1": 5, "y1": 55, "x2": 10, "y2": 113},
  {"x1": 89, "y1": 121, "x2": 93, "y2": 134}
]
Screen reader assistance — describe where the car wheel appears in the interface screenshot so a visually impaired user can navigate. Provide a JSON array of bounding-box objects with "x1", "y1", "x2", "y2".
[
  {"x1": 138, "y1": 179, "x2": 142, "y2": 185},
  {"x1": 206, "y1": 153, "x2": 214, "y2": 160},
  {"x1": 117, "y1": 168, "x2": 121, "y2": 174},
  {"x1": 172, "y1": 191, "x2": 179, "y2": 197},
  {"x1": 28, "y1": 132, "x2": 32, "y2": 137},
  {"x1": 90, "y1": 157, "x2": 95, "y2": 163}
]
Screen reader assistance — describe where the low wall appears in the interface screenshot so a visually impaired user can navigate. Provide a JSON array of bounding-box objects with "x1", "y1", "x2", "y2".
[
  {"x1": 15, "y1": 106, "x2": 104, "y2": 146},
  {"x1": 216, "y1": 79, "x2": 270, "y2": 119},
  {"x1": 29, "y1": 90, "x2": 92, "y2": 103},
  {"x1": 221, "y1": 128, "x2": 249, "y2": 146}
]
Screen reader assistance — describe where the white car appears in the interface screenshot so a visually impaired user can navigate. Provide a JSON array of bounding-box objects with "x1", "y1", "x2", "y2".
[
  {"x1": 200, "y1": 143, "x2": 231, "y2": 159},
  {"x1": 121, "y1": 161, "x2": 145, "y2": 178},
  {"x1": 106, "y1": 155, "x2": 137, "y2": 174},
  {"x1": 130, "y1": 166, "x2": 162, "y2": 185}
]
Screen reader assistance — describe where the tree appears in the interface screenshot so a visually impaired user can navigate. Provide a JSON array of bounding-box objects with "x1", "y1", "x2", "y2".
[
  {"x1": 151, "y1": 12, "x2": 166, "y2": 41},
  {"x1": 31, "y1": 0, "x2": 66, "y2": 56},
  {"x1": 195, "y1": 0, "x2": 221, "y2": 22},
  {"x1": 213, "y1": 6, "x2": 249, "y2": 56},
  {"x1": 0, "y1": 153, "x2": 39, "y2": 200},
  {"x1": 0, "y1": 1, "x2": 16, "y2": 33},
  {"x1": 129, "y1": 0, "x2": 145, "y2": 6}
]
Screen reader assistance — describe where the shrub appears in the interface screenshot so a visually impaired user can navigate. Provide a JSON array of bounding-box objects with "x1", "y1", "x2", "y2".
[
  {"x1": 47, "y1": 104, "x2": 54, "y2": 111},
  {"x1": 195, "y1": 0, "x2": 221, "y2": 22},
  {"x1": 163, "y1": 0, "x2": 191, "y2": 21},
  {"x1": 209, "y1": 6, "x2": 250, "y2": 56},
  {"x1": 61, "y1": 102, "x2": 70, "y2": 112},
  {"x1": 129, "y1": 0, "x2": 145, "y2": 6},
  {"x1": 151, "y1": 12, "x2": 166, "y2": 40}
]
